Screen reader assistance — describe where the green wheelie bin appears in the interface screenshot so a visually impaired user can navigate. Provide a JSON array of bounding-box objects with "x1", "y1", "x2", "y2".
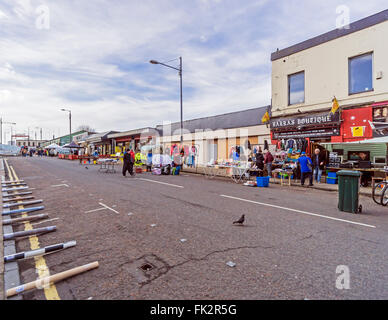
[{"x1": 337, "y1": 170, "x2": 362, "y2": 214}]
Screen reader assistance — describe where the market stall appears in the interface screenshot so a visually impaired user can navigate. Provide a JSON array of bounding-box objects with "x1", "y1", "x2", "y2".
[{"x1": 322, "y1": 136, "x2": 388, "y2": 186}]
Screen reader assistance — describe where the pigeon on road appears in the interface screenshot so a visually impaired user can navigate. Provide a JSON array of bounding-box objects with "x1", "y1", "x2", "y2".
[
  {"x1": 85, "y1": 167, "x2": 88, "y2": 169},
  {"x1": 233, "y1": 214, "x2": 245, "y2": 225}
]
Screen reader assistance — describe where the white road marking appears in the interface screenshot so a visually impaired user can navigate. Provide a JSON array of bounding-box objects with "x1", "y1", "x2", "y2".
[
  {"x1": 85, "y1": 207, "x2": 106, "y2": 213},
  {"x1": 138, "y1": 178, "x2": 184, "y2": 189},
  {"x1": 220, "y1": 194, "x2": 376, "y2": 229},
  {"x1": 51, "y1": 184, "x2": 69, "y2": 188},
  {"x1": 99, "y1": 202, "x2": 120, "y2": 214}
]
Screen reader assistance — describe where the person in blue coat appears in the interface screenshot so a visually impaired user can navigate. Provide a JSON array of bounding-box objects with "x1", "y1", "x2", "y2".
[{"x1": 297, "y1": 152, "x2": 313, "y2": 186}]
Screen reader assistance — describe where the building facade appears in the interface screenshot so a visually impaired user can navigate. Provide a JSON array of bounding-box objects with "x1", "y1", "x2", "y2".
[
  {"x1": 270, "y1": 9, "x2": 388, "y2": 152},
  {"x1": 15, "y1": 139, "x2": 47, "y2": 149},
  {"x1": 156, "y1": 106, "x2": 271, "y2": 165}
]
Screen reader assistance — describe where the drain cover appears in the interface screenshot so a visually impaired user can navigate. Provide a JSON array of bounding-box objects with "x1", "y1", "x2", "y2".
[
  {"x1": 140, "y1": 263, "x2": 154, "y2": 271},
  {"x1": 123, "y1": 254, "x2": 169, "y2": 284}
]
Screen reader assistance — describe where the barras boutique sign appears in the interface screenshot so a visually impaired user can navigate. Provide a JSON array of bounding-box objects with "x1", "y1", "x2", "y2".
[{"x1": 270, "y1": 112, "x2": 340, "y2": 130}]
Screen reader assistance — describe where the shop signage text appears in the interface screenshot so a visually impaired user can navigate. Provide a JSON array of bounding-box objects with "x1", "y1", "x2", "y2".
[{"x1": 270, "y1": 112, "x2": 340, "y2": 130}]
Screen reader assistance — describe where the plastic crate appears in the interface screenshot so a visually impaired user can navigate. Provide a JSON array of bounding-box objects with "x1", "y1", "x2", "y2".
[
  {"x1": 328, "y1": 172, "x2": 337, "y2": 178},
  {"x1": 257, "y1": 176, "x2": 270, "y2": 187},
  {"x1": 327, "y1": 177, "x2": 338, "y2": 184}
]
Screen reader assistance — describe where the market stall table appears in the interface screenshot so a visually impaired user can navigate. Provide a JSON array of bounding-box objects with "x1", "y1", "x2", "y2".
[{"x1": 97, "y1": 158, "x2": 119, "y2": 173}]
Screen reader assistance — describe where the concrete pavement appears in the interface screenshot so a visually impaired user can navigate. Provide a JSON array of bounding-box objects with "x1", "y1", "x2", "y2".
[{"x1": 4, "y1": 156, "x2": 388, "y2": 300}]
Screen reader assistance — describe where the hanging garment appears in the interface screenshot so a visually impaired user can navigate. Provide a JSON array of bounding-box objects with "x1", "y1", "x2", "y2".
[{"x1": 264, "y1": 140, "x2": 269, "y2": 151}]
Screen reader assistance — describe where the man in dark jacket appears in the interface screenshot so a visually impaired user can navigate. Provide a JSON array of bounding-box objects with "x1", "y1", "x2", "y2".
[
  {"x1": 122, "y1": 149, "x2": 134, "y2": 177},
  {"x1": 312, "y1": 148, "x2": 326, "y2": 183},
  {"x1": 255, "y1": 151, "x2": 265, "y2": 176}
]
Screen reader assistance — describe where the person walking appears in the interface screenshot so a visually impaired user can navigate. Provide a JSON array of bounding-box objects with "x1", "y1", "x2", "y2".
[
  {"x1": 122, "y1": 149, "x2": 135, "y2": 177},
  {"x1": 298, "y1": 151, "x2": 313, "y2": 186},
  {"x1": 264, "y1": 150, "x2": 274, "y2": 177},
  {"x1": 312, "y1": 148, "x2": 326, "y2": 183}
]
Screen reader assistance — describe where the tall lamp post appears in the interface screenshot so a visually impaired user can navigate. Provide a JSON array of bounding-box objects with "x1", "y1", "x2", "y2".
[
  {"x1": 0, "y1": 118, "x2": 16, "y2": 145},
  {"x1": 150, "y1": 57, "x2": 183, "y2": 146},
  {"x1": 60, "y1": 108, "x2": 72, "y2": 144}
]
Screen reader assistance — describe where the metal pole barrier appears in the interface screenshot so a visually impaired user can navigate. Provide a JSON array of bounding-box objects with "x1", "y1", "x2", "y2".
[
  {"x1": 2, "y1": 186, "x2": 30, "y2": 192},
  {"x1": 2, "y1": 196, "x2": 35, "y2": 203},
  {"x1": 3, "y1": 199, "x2": 43, "y2": 209},
  {"x1": 4, "y1": 241, "x2": 76, "y2": 263},
  {"x1": 2, "y1": 213, "x2": 49, "y2": 225},
  {"x1": 2, "y1": 180, "x2": 25, "y2": 184},
  {"x1": 2, "y1": 206, "x2": 45, "y2": 216},
  {"x1": 3, "y1": 226, "x2": 56, "y2": 240},
  {"x1": 3, "y1": 191, "x2": 33, "y2": 197}
]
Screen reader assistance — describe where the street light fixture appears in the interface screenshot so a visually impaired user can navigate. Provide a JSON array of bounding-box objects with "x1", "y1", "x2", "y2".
[
  {"x1": 60, "y1": 108, "x2": 72, "y2": 144},
  {"x1": 149, "y1": 57, "x2": 183, "y2": 146}
]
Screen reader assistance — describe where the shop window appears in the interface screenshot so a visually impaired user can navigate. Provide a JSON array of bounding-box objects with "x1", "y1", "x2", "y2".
[
  {"x1": 288, "y1": 71, "x2": 305, "y2": 105},
  {"x1": 373, "y1": 106, "x2": 388, "y2": 122},
  {"x1": 349, "y1": 53, "x2": 373, "y2": 95}
]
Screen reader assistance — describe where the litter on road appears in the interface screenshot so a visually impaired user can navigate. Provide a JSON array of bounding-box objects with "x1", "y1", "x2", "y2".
[{"x1": 226, "y1": 261, "x2": 236, "y2": 268}]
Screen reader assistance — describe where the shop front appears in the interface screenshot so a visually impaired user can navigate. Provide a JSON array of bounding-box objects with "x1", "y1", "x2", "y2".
[
  {"x1": 270, "y1": 111, "x2": 341, "y2": 156},
  {"x1": 108, "y1": 128, "x2": 157, "y2": 155}
]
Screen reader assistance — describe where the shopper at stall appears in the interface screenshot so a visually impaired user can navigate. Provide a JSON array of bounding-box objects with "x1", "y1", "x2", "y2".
[
  {"x1": 255, "y1": 150, "x2": 265, "y2": 176},
  {"x1": 312, "y1": 148, "x2": 326, "y2": 183},
  {"x1": 122, "y1": 148, "x2": 135, "y2": 177},
  {"x1": 264, "y1": 150, "x2": 274, "y2": 177},
  {"x1": 173, "y1": 150, "x2": 183, "y2": 175},
  {"x1": 146, "y1": 150, "x2": 153, "y2": 172},
  {"x1": 298, "y1": 152, "x2": 313, "y2": 186}
]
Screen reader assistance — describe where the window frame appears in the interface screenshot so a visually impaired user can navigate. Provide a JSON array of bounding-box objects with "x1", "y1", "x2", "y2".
[
  {"x1": 288, "y1": 71, "x2": 305, "y2": 106},
  {"x1": 348, "y1": 52, "x2": 374, "y2": 96}
]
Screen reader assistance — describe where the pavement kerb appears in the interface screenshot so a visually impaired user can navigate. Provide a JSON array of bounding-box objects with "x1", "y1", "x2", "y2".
[
  {"x1": 0, "y1": 158, "x2": 4, "y2": 300},
  {"x1": 181, "y1": 167, "x2": 373, "y2": 198},
  {"x1": 1, "y1": 158, "x2": 22, "y2": 300}
]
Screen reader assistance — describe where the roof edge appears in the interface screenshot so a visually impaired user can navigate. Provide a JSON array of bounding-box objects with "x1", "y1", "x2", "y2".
[{"x1": 271, "y1": 9, "x2": 388, "y2": 61}]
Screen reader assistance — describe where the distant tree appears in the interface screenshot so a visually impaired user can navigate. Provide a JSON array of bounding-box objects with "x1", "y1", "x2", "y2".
[{"x1": 77, "y1": 125, "x2": 96, "y2": 133}]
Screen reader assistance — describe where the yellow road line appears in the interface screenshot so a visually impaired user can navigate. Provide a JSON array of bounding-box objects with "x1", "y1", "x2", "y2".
[{"x1": 5, "y1": 160, "x2": 60, "y2": 300}]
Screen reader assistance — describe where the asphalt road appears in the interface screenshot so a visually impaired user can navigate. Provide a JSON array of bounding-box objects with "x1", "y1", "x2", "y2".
[{"x1": 7, "y1": 157, "x2": 388, "y2": 300}]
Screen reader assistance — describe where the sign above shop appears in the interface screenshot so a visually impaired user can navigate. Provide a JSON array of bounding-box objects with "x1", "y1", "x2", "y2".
[
  {"x1": 272, "y1": 127, "x2": 340, "y2": 139},
  {"x1": 270, "y1": 112, "x2": 340, "y2": 130}
]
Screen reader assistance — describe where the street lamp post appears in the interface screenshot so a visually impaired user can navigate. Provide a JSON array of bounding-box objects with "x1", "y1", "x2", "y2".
[
  {"x1": 0, "y1": 118, "x2": 16, "y2": 145},
  {"x1": 60, "y1": 108, "x2": 72, "y2": 144},
  {"x1": 150, "y1": 57, "x2": 183, "y2": 146}
]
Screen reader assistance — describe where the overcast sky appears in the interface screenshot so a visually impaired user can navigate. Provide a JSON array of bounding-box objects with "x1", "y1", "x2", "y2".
[{"x1": 0, "y1": 0, "x2": 387, "y2": 141}]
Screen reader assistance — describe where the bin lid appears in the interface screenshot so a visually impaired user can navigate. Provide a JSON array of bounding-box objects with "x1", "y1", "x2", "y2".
[{"x1": 337, "y1": 170, "x2": 361, "y2": 177}]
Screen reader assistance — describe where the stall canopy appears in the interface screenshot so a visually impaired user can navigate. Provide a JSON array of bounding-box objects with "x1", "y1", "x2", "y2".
[
  {"x1": 63, "y1": 141, "x2": 82, "y2": 148},
  {"x1": 347, "y1": 136, "x2": 388, "y2": 144},
  {"x1": 44, "y1": 143, "x2": 61, "y2": 149}
]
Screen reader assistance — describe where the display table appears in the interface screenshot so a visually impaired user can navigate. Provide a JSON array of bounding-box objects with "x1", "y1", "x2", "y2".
[{"x1": 97, "y1": 159, "x2": 119, "y2": 173}]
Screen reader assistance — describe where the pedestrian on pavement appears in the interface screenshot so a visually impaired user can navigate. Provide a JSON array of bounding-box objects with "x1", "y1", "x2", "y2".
[
  {"x1": 312, "y1": 148, "x2": 326, "y2": 183},
  {"x1": 264, "y1": 149, "x2": 274, "y2": 177},
  {"x1": 122, "y1": 148, "x2": 135, "y2": 177},
  {"x1": 298, "y1": 151, "x2": 313, "y2": 186}
]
